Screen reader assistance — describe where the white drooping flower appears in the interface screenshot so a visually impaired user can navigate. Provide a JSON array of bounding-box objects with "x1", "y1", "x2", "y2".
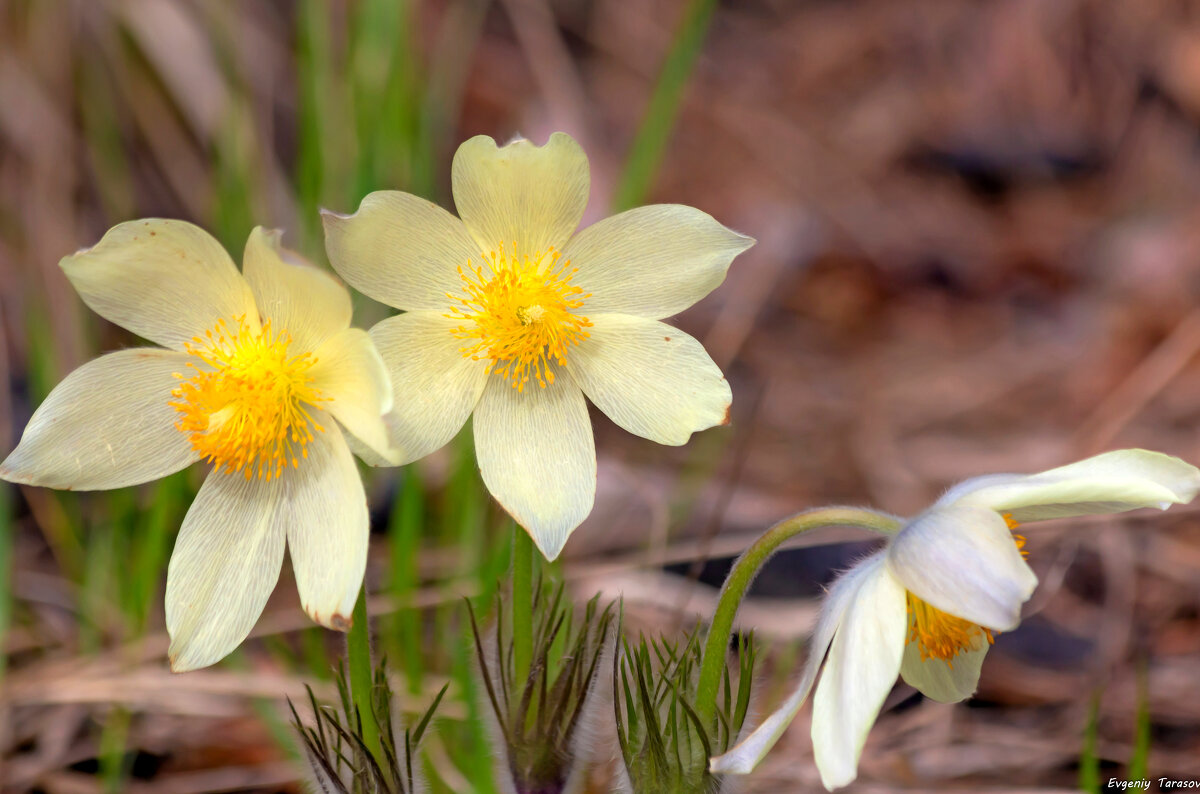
[
  {"x1": 1, "y1": 221, "x2": 393, "y2": 671},
  {"x1": 710, "y1": 449, "x2": 1200, "y2": 789},
  {"x1": 323, "y1": 132, "x2": 753, "y2": 560}
]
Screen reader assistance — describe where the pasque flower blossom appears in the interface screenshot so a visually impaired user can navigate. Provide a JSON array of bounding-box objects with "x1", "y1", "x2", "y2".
[
  {"x1": 323, "y1": 132, "x2": 753, "y2": 560},
  {"x1": 710, "y1": 449, "x2": 1200, "y2": 789},
  {"x1": 1, "y1": 221, "x2": 393, "y2": 671}
]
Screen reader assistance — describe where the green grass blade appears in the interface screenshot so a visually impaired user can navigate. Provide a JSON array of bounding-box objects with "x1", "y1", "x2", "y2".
[
  {"x1": 611, "y1": 0, "x2": 719, "y2": 212},
  {"x1": 76, "y1": 59, "x2": 135, "y2": 221},
  {"x1": 300, "y1": 627, "x2": 332, "y2": 680},
  {"x1": 1079, "y1": 690, "x2": 1102, "y2": 794},
  {"x1": 1128, "y1": 661, "x2": 1151, "y2": 783},
  {"x1": 295, "y1": 0, "x2": 333, "y2": 242},
  {"x1": 388, "y1": 467, "x2": 426, "y2": 691},
  {"x1": 212, "y1": 110, "x2": 256, "y2": 253},
  {"x1": 80, "y1": 504, "x2": 121, "y2": 654},
  {"x1": 350, "y1": 0, "x2": 421, "y2": 195},
  {"x1": 98, "y1": 706, "x2": 132, "y2": 794},
  {"x1": 128, "y1": 472, "x2": 187, "y2": 632}
]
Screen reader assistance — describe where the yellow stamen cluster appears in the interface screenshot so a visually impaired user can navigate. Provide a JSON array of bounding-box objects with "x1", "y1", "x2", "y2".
[
  {"x1": 1003, "y1": 513, "x2": 1030, "y2": 558},
  {"x1": 905, "y1": 512, "x2": 1026, "y2": 664},
  {"x1": 169, "y1": 316, "x2": 327, "y2": 480},
  {"x1": 447, "y1": 243, "x2": 591, "y2": 391},
  {"x1": 906, "y1": 593, "x2": 995, "y2": 664}
]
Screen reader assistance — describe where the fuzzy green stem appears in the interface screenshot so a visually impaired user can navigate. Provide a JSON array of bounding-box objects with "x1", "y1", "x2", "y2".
[
  {"x1": 347, "y1": 584, "x2": 383, "y2": 764},
  {"x1": 511, "y1": 524, "x2": 534, "y2": 688},
  {"x1": 694, "y1": 507, "x2": 903, "y2": 729}
]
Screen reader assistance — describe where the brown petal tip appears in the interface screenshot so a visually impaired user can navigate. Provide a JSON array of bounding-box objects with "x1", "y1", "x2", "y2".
[{"x1": 327, "y1": 612, "x2": 353, "y2": 632}]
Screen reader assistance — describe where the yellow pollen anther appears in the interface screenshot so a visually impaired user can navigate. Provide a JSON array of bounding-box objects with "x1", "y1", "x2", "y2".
[
  {"x1": 905, "y1": 593, "x2": 994, "y2": 664},
  {"x1": 904, "y1": 512, "x2": 1028, "y2": 664},
  {"x1": 446, "y1": 242, "x2": 591, "y2": 391},
  {"x1": 1003, "y1": 513, "x2": 1029, "y2": 558},
  {"x1": 169, "y1": 315, "x2": 328, "y2": 480}
]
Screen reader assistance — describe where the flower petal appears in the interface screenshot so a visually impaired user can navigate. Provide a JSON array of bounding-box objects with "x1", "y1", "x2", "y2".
[
  {"x1": 322, "y1": 191, "x2": 481, "y2": 311},
  {"x1": 564, "y1": 204, "x2": 754, "y2": 319},
  {"x1": 451, "y1": 133, "x2": 589, "y2": 258},
  {"x1": 243, "y1": 227, "x2": 351, "y2": 352},
  {"x1": 369, "y1": 311, "x2": 489, "y2": 464},
  {"x1": 887, "y1": 505, "x2": 1038, "y2": 632},
  {"x1": 0, "y1": 349, "x2": 198, "y2": 490},
  {"x1": 811, "y1": 559, "x2": 908, "y2": 791},
  {"x1": 565, "y1": 314, "x2": 730, "y2": 445},
  {"x1": 942, "y1": 449, "x2": 1200, "y2": 522},
  {"x1": 60, "y1": 219, "x2": 257, "y2": 351},
  {"x1": 473, "y1": 370, "x2": 595, "y2": 560},
  {"x1": 165, "y1": 469, "x2": 286, "y2": 672},
  {"x1": 899, "y1": 633, "x2": 989, "y2": 704},
  {"x1": 309, "y1": 328, "x2": 395, "y2": 462},
  {"x1": 710, "y1": 551, "x2": 890, "y2": 776},
  {"x1": 285, "y1": 423, "x2": 368, "y2": 631}
]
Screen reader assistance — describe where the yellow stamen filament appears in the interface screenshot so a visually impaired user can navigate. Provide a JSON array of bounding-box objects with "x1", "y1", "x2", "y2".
[
  {"x1": 447, "y1": 242, "x2": 591, "y2": 391},
  {"x1": 169, "y1": 316, "x2": 327, "y2": 480},
  {"x1": 905, "y1": 513, "x2": 1027, "y2": 664},
  {"x1": 1003, "y1": 512, "x2": 1030, "y2": 558},
  {"x1": 906, "y1": 593, "x2": 994, "y2": 664}
]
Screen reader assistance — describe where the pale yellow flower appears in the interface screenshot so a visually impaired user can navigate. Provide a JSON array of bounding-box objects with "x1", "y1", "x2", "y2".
[
  {"x1": 1, "y1": 221, "x2": 393, "y2": 671},
  {"x1": 711, "y1": 449, "x2": 1200, "y2": 789},
  {"x1": 323, "y1": 132, "x2": 753, "y2": 559}
]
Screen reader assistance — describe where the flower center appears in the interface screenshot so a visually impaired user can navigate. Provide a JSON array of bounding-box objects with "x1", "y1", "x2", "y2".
[
  {"x1": 905, "y1": 593, "x2": 995, "y2": 664},
  {"x1": 169, "y1": 316, "x2": 327, "y2": 480},
  {"x1": 447, "y1": 243, "x2": 591, "y2": 391},
  {"x1": 905, "y1": 512, "x2": 1026, "y2": 665}
]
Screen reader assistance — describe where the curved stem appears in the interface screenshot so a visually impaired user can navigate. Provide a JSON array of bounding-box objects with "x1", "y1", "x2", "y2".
[{"x1": 694, "y1": 507, "x2": 903, "y2": 729}]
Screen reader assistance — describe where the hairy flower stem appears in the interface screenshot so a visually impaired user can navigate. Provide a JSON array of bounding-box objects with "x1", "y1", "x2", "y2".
[
  {"x1": 694, "y1": 507, "x2": 903, "y2": 729},
  {"x1": 347, "y1": 584, "x2": 383, "y2": 765},
  {"x1": 511, "y1": 525, "x2": 534, "y2": 687}
]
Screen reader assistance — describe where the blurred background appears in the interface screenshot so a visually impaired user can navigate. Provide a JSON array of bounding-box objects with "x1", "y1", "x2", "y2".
[{"x1": 3, "y1": 0, "x2": 1200, "y2": 791}]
